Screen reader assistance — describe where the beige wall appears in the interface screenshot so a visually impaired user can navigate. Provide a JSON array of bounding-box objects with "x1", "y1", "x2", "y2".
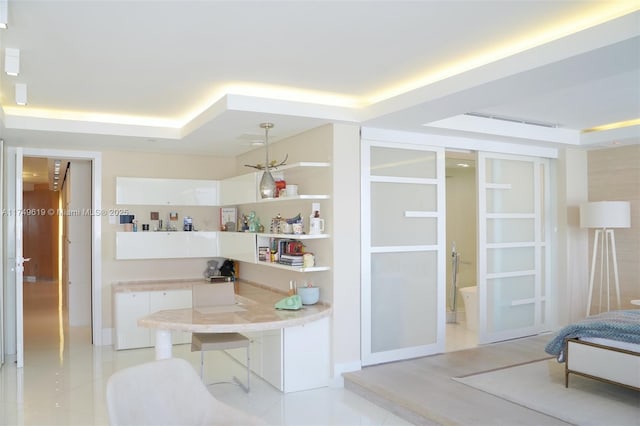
[
  {"x1": 235, "y1": 123, "x2": 363, "y2": 380},
  {"x1": 234, "y1": 124, "x2": 334, "y2": 295},
  {"x1": 587, "y1": 145, "x2": 640, "y2": 310},
  {"x1": 101, "y1": 150, "x2": 235, "y2": 328},
  {"x1": 97, "y1": 126, "x2": 363, "y2": 381}
]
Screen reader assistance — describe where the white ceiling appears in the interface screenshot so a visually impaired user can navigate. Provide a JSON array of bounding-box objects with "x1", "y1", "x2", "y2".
[{"x1": 1, "y1": 0, "x2": 639, "y2": 173}]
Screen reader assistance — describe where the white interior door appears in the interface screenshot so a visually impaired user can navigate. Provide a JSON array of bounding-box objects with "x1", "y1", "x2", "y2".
[
  {"x1": 362, "y1": 140, "x2": 445, "y2": 366},
  {"x1": 477, "y1": 152, "x2": 551, "y2": 344},
  {"x1": 0, "y1": 139, "x2": 4, "y2": 367},
  {"x1": 11, "y1": 147, "x2": 25, "y2": 367}
]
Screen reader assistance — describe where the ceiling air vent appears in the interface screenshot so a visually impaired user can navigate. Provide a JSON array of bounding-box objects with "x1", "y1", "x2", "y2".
[{"x1": 465, "y1": 112, "x2": 560, "y2": 129}]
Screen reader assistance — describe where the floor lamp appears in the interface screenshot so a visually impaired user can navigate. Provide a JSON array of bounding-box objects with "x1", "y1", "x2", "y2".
[{"x1": 580, "y1": 201, "x2": 631, "y2": 316}]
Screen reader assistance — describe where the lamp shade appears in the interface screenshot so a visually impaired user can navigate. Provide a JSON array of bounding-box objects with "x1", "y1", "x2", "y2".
[{"x1": 579, "y1": 201, "x2": 630, "y2": 229}]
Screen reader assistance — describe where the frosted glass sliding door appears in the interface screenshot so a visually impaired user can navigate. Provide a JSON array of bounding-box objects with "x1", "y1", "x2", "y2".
[
  {"x1": 478, "y1": 153, "x2": 551, "y2": 344},
  {"x1": 362, "y1": 141, "x2": 445, "y2": 365}
]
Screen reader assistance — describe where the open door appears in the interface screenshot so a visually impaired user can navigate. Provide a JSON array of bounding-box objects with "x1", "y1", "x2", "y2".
[
  {"x1": 0, "y1": 139, "x2": 4, "y2": 367},
  {"x1": 477, "y1": 152, "x2": 551, "y2": 344},
  {"x1": 5, "y1": 147, "x2": 27, "y2": 367}
]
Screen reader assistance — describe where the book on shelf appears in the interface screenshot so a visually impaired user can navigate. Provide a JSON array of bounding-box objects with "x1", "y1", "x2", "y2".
[
  {"x1": 258, "y1": 246, "x2": 269, "y2": 262},
  {"x1": 278, "y1": 259, "x2": 304, "y2": 266}
]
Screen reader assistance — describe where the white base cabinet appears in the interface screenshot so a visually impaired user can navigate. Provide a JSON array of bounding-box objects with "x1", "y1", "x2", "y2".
[
  {"x1": 227, "y1": 317, "x2": 329, "y2": 392},
  {"x1": 114, "y1": 289, "x2": 192, "y2": 350}
]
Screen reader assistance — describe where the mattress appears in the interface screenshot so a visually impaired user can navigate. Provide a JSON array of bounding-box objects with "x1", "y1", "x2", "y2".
[{"x1": 580, "y1": 337, "x2": 640, "y2": 353}]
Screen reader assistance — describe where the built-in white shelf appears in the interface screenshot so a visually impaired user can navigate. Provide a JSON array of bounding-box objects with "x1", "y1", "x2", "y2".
[{"x1": 256, "y1": 261, "x2": 330, "y2": 272}]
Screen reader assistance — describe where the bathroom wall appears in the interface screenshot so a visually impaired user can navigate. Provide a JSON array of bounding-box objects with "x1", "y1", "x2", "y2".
[{"x1": 445, "y1": 162, "x2": 477, "y2": 311}]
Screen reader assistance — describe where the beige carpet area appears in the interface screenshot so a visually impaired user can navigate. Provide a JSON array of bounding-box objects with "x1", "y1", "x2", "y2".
[{"x1": 454, "y1": 358, "x2": 640, "y2": 426}]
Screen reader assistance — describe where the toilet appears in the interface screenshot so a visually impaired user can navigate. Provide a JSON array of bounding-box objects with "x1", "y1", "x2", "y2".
[{"x1": 459, "y1": 286, "x2": 478, "y2": 331}]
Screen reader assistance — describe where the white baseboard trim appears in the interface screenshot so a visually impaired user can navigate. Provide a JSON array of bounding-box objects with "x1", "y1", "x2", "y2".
[
  {"x1": 99, "y1": 328, "x2": 113, "y2": 346},
  {"x1": 330, "y1": 360, "x2": 362, "y2": 388}
]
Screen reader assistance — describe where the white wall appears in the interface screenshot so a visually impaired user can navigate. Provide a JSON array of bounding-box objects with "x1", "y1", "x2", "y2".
[
  {"x1": 68, "y1": 161, "x2": 92, "y2": 326},
  {"x1": 555, "y1": 148, "x2": 589, "y2": 326},
  {"x1": 330, "y1": 124, "x2": 362, "y2": 382}
]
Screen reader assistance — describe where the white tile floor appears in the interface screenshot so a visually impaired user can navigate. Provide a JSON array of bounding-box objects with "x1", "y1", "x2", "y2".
[{"x1": 0, "y1": 281, "x2": 411, "y2": 425}]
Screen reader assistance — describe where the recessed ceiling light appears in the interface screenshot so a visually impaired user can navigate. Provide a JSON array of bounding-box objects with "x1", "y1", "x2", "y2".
[
  {"x1": 456, "y1": 162, "x2": 470, "y2": 168},
  {"x1": 0, "y1": 0, "x2": 8, "y2": 29},
  {"x1": 5, "y1": 48, "x2": 19, "y2": 76},
  {"x1": 15, "y1": 83, "x2": 27, "y2": 106}
]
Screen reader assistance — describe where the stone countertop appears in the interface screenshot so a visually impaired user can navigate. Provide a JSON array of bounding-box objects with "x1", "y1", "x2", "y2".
[
  {"x1": 136, "y1": 280, "x2": 331, "y2": 333},
  {"x1": 112, "y1": 279, "x2": 204, "y2": 293}
]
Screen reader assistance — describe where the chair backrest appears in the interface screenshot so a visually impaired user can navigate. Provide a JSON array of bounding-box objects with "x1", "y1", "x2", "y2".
[
  {"x1": 106, "y1": 358, "x2": 265, "y2": 425},
  {"x1": 106, "y1": 358, "x2": 217, "y2": 425},
  {"x1": 192, "y1": 282, "x2": 236, "y2": 308}
]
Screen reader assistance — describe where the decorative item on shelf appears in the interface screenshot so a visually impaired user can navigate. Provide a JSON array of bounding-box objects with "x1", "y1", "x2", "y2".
[
  {"x1": 580, "y1": 201, "x2": 631, "y2": 315},
  {"x1": 293, "y1": 222, "x2": 303, "y2": 235},
  {"x1": 240, "y1": 213, "x2": 250, "y2": 232},
  {"x1": 273, "y1": 171, "x2": 286, "y2": 197},
  {"x1": 168, "y1": 212, "x2": 178, "y2": 231},
  {"x1": 220, "y1": 207, "x2": 237, "y2": 232},
  {"x1": 258, "y1": 246, "x2": 269, "y2": 262},
  {"x1": 284, "y1": 184, "x2": 298, "y2": 197},
  {"x1": 183, "y1": 216, "x2": 193, "y2": 231},
  {"x1": 303, "y1": 253, "x2": 315, "y2": 268},
  {"x1": 244, "y1": 122, "x2": 288, "y2": 199},
  {"x1": 309, "y1": 207, "x2": 324, "y2": 235},
  {"x1": 248, "y1": 211, "x2": 260, "y2": 232},
  {"x1": 120, "y1": 214, "x2": 135, "y2": 231},
  {"x1": 150, "y1": 211, "x2": 160, "y2": 231},
  {"x1": 282, "y1": 213, "x2": 303, "y2": 234},
  {"x1": 270, "y1": 213, "x2": 285, "y2": 234}
]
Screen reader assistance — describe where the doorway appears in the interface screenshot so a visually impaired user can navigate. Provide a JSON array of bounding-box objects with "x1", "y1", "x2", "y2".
[
  {"x1": 4, "y1": 147, "x2": 103, "y2": 368},
  {"x1": 359, "y1": 129, "x2": 554, "y2": 366},
  {"x1": 22, "y1": 157, "x2": 93, "y2": 354},
  {"x1": 444, "y1": 151, "x2": 478, "y2": 352}
]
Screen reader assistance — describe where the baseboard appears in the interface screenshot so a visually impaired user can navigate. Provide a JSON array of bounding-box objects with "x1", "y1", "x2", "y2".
[
  {"x1": 99, "y1": 328, "x2": 113, "y2": 346},
  {"x1": 330, "y1": 360, "x2": 362, "y2": 387}
]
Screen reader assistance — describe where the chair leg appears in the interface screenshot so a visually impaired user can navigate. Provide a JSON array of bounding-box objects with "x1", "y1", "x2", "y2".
[
  {"x1": 200, "y1": 351, "x2": 204, "y2": 380},
  {"x1": 246, "y1": 345, "x2": 250, "y2": 393}
]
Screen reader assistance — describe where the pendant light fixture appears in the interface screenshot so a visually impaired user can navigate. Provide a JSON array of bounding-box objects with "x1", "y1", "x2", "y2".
[{"x1": 259, "y1": 122, "x2": 276, "y2": 199}]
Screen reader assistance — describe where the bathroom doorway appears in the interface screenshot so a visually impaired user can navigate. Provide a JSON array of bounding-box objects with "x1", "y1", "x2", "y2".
[{"x1": 445, "y1": 150, "x2": 478, "y2": 352}]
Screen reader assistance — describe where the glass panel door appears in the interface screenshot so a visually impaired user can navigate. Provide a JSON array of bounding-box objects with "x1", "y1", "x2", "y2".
[
  {"x1": 477, "y1": 153, "x2": 550, "y2": 344},
  {"x1": 362, "y1": 141, "x2": 445, "y2": 365}
]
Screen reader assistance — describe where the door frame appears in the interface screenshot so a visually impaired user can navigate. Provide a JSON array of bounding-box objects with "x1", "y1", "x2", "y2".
[
  {"x1": 359, "y1": 127, "x2": 559, "y2": 362},
  {"x1": 5, "y1": 147, "x2": 102, "y2": 367},
  {"x1": 360, "y1": 138, "x2": 446, "y2": 365},
  {"x1": 477, "y1": 152, "x2": 552, "y2": 344}
]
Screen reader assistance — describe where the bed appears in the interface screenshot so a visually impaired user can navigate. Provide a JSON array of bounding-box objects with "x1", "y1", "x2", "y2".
[{"x1": 545, "y1": 310, "x2": 640, "y2": 391}]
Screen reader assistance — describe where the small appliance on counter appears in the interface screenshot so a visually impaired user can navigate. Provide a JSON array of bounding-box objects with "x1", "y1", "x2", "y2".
[{"x1": 274, "y1": 295, "x2": 302, "y2": 310}]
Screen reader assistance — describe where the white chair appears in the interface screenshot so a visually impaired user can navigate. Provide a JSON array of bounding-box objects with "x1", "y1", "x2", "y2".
[
  {"x1": 105, "y1": 358, "x2": 265, "y2": 426},
  {"x1": 191, "y1": 283, "x2": 251, "y2": 392}
]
